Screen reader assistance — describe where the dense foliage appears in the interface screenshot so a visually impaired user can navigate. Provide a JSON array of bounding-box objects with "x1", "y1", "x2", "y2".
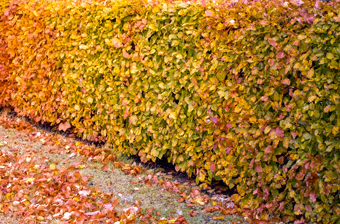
[{"x1": 1, "y1": 0, "x2": 340, "y2": 222}]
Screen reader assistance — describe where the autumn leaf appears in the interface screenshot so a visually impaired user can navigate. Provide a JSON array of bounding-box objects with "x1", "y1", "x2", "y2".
[
  {"x1": 276, "y1": 127, "x2": 284, "y2": 138},
  {"x1": 292, "y1": 132, "x2": 297, "y2": 139},
  {"x1": 268, "y1": 38, "x2": 276, "y2": 47},
  {"x1": 264, "y1": 146, "x2": 273, "y2": 153},
  {"x1": 261, "y1": 96, "x2": 268, "y2": 101},
  {"x1": 255, "y1": 166, "x2": 262, "y2": 172},
  {"x1": 205, "y1": 11, "x2": 212, "y2": 17},
  {"x1": 213, "y1": 216, "x2": 224, "y2": 220},
  {"x1": 189, "y1": 210, "x2": 197, "y2": 217},
  {"x1": 210, "y1": 163, "x2": 215, "y2": 173},
  {"x1": 58, "y1": 122, "x2": 71, "y2": 131},
  {"x1": 281, "y1": 78, "x2": 290, "y2": 85},
  {"x1": 309, "y1": 192, "x2": 316, "y2": 203},
  {"x1": 277, "y1": 51, "x2": 285, "y2": 59},
  {"x1": 49, "y1": 164, "x2": 56, "y2": 170}
]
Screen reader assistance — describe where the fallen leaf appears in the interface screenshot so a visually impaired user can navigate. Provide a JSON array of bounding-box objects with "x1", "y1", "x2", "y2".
[
  {"x1": 189, "y1": 210, "x2": 197, "y2": 217},
  {"x1": 50, "y1": 164, "x2": 56, "y2": 170},
  {"x1": 213, "y1": 216, "x2": 224, "y2": 220}
]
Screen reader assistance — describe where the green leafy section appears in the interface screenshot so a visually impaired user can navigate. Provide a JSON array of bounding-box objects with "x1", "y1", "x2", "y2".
[{"x1": 1, "y1": 0, "x2": 340, "y2": 222}]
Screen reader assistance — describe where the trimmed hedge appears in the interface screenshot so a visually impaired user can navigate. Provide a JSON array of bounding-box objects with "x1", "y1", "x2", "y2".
[{"x1": 1, "y1": 0, "x2": 340, "y2": 222}]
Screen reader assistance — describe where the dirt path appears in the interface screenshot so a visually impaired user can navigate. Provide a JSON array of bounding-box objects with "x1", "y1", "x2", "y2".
[{"x1": 0, "y1": 112, "x2": 249, "y2": 223}]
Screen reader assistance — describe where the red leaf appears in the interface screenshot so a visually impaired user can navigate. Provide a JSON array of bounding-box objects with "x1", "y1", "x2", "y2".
[
  {"x1": 102, "y1": 164, "x2": 108, "y2": 171},
  {"x1": 291, "y1": 0, "x2": 304, "y2": 6},
  {"x1": 189, "y1": 210, "x2": 197, "y2": 217},
  {"x1": 4, "y1": 9, "x2": 10, "y2": 17},
  {"x1": 277, "y1": 51, "x2": 285, "y2": 59},
  {"x1": 315, "y1": 1, "x2": 321, "y2": 10},
  {"x1": 305, "y1": 205, "x2": 312, "y2": 212},
  {"x1": 261, "y1": 96, "x2": 268, "y2": 101},
  {"x1": 305, "y1": 162, "x2": 310, "y2": 170},
  {"x1": 255, "y1": 166, "x2": 262, "y2": 172},
  {"x1": 58, "y1": 122, "x2": 71, "y2": 131},
  {"x1": 205, "y1": 11, "x2": 212, "y2": 17},
  {"x1": 310, "y1": 192, "x2": 316, "y2": 202},
  {"x1": 292, "y1": 132, "x2": 297, "y2": 139},
  {"x1": 201, "y1": 0, "x2": 206, "y2": 7},
  {"x1": 268, "y1": 38, "x2": 276, "y2": 47},
  {"x1": 225, "y1": 147, "x2": 232, "y2": 154},
  {"x1": 305, "y1": 15, "x2": 315, "y2": 25},
  {"x1": 264, "y1": 146, "x2": 273, "y2": 153},
  {"x1": 123, "y1": 51, "x2": 130, "y2": 59},
  {"x1": 335, "y1": 17, "x2": 340, "y2": 22},
  {"x1": 281, "y1": 78, "x2": 291, "y2": 85},
  {"x1": 276, "y1": 127, "x2": 284, "y2": 138},
  {"x1": 210, "y1": 163, "x2": 215, "y2": 173}
]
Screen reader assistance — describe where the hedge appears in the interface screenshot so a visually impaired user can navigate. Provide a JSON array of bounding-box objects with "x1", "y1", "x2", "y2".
[{"x1": 1, "y1": 0, "x2": 340, "y2": 222}]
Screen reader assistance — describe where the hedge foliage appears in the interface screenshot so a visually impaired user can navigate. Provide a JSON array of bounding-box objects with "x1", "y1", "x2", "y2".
[{"x1": 1, "y1": 0, "x2": 340, "y2": 222}]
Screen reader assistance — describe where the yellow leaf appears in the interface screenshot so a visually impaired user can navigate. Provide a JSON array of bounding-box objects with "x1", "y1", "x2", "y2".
[
  {"x1": 307, "y1": 68, "x2": 314, "y2": 78},
  {"x1": 88, "y1": 97, "x2": 93, "y2": 103},
  {"x1": 50, "y1": 164, "x2": 56, "y2": 170},
  {"x1": 6, "y1": 193, "x2": 14, "y2": 200},
  {"x1": 193, "y1": 196, "x2": 205, "y2": 205},
  {"x1": 32, "y1": 10, "x2": 39, "y2": 17},
  {"x1": 79, "y1": 44, "x2": 88, "y2": 50},
  {"x1": 264, "y1": 126, "x2": 271, "y2": 134},
  {"x1": 234, "y1": 106, "x2": 242, "y2": 113},
  {"x1": 169, "y1": 112, "x2": 177, "y2": 120},
  {"x1": 23, "y1": 200, "x2": 30, "y2": 206},
  {"x1": 26, "y1": 178, "x2": 35, "y2": 184},
  {"x1": 283, "y1": 137, "x2": 289, "y2": 149},
  {"x1": 37, "y1": 216, "x2": 44, "y2": 221},
  {"x1": 213, "y1": 216, "x2": 224, "y2": 220}
]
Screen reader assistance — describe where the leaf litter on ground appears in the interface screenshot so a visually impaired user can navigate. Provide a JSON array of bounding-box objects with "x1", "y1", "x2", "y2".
[{"x1": 0, "y1": 111, "x2": 256, "y2": 224}]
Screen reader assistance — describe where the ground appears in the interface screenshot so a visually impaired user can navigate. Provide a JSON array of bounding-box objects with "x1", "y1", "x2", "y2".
[{"x1": 0, "y1": 111, "x2": 250, "y2": 224}]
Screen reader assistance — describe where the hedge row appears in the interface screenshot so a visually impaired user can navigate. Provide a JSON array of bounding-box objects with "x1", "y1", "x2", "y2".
[{"x1": 1, "y1": 0, "x2": 340, "y2": 222}]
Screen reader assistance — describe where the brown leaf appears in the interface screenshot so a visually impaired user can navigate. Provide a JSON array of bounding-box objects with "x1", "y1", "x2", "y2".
[
  {"x1": 178, "y1": 198, "x2": 185, "y2": 203},
  {"x1": 189, "y1": 210, "x2": 197, "y2": 217}
]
